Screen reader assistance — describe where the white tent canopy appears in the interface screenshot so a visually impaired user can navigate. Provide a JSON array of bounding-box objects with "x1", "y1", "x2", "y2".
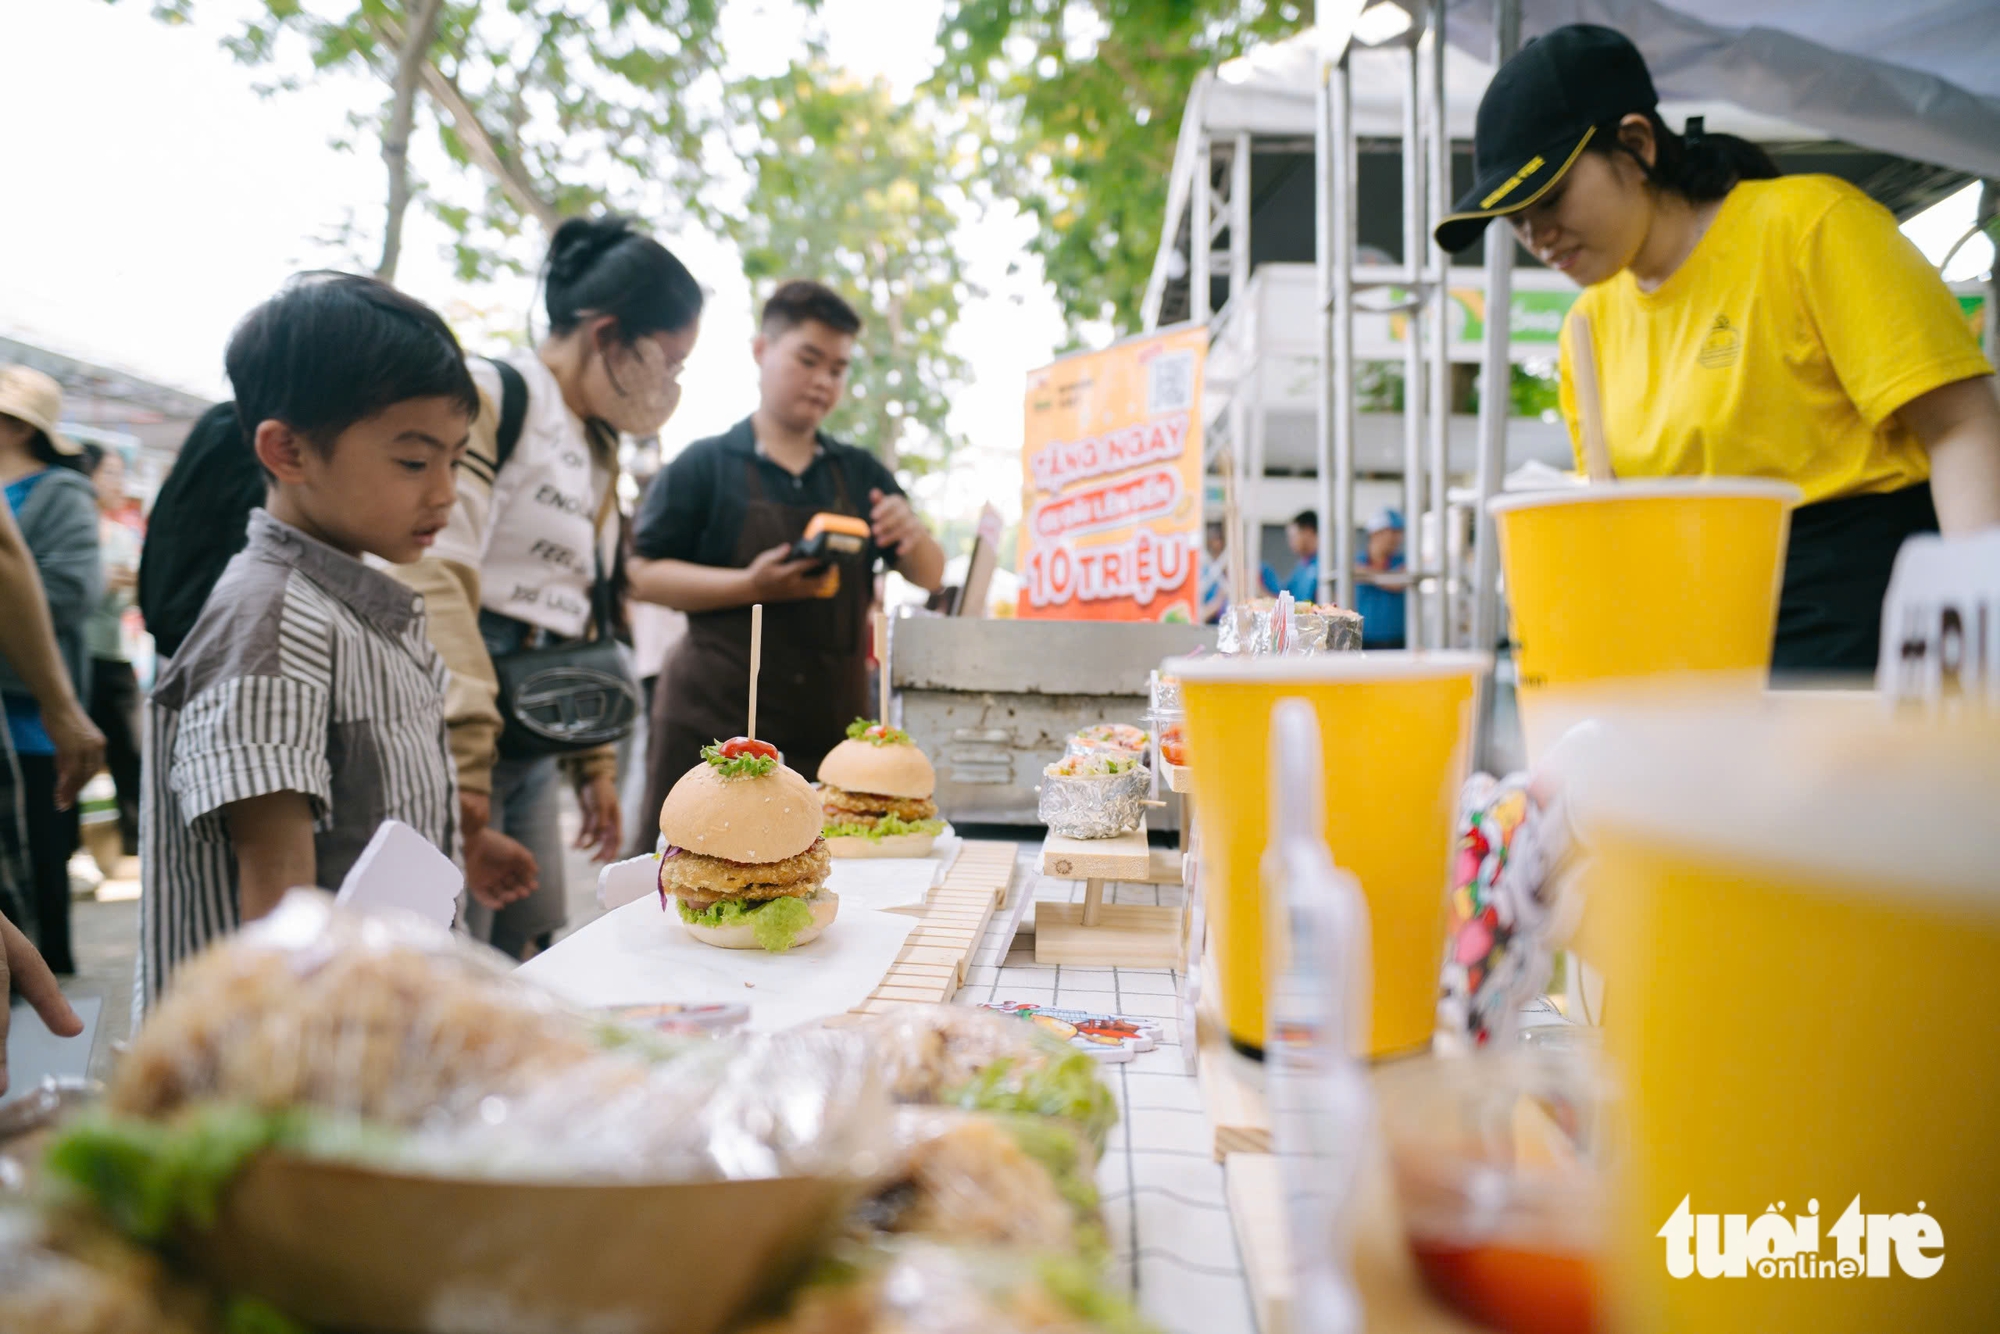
[
  {"x1": 1431, "y1": 0, "x2": 2000, "y2": 180},
  {"x1": 1145, "y1": 19, "x2": 1843, "y2": 326}
]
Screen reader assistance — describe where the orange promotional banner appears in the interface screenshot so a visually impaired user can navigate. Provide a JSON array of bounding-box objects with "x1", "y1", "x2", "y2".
[{"x1": 1017, "y1": 324, "x2": 1207, "y2": 623}]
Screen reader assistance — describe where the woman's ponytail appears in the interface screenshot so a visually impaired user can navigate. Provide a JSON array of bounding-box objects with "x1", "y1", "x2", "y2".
[{"x1": 1603, "y1": 110, "x2": 1781, "y2": 204}]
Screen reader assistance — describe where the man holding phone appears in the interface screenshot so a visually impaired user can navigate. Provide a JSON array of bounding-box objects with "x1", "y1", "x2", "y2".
[{"x1": 628, "y1": 281, "x2": 945, "y2": 812}]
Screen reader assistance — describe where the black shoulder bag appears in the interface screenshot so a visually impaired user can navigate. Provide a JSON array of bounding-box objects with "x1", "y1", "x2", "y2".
[{"x1": 483, "y1": 360, "x2": 644, "y2": 760}]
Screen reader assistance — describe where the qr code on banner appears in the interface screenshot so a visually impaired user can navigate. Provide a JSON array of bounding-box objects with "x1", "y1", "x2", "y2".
[{"x1": 1147, "y1": 350, "x2": 1195, "y2": 415}]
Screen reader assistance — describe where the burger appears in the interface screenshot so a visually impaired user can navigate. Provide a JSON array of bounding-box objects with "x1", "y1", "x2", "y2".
[
  {"x1": 818, "y1": 719, "x2": 944, "y2": 858},
  {"x1": 657, "y1": 738, "x2": 837, "y2": 950}
]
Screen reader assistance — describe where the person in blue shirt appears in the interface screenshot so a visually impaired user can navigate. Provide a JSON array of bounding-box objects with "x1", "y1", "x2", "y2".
[
  {"x1": 0, "y1": 366, "x2": 101, "y2": 976},
  {"x1": 1356, "y1": 508, "x2": 1408, "y2": 649},
  {"x1": 1199, "y1": 522, "x2": 1229, "y2": 623},
  {"x1": 1260, "y1": 509, "x2": 1321, "y2": 604}
]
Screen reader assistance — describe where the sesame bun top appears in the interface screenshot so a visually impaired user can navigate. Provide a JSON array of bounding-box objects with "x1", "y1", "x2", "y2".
[
  {"x1": 659, "y1": 759, "x2": 821, "y2": 863},
  {"x1": 816, "y1": 738, "x2": 937, "y2": 799}
]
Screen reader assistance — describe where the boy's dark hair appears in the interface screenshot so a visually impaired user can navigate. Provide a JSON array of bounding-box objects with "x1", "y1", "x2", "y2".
[
  {"x1": 225, "y1": 271, "x2": 478, "y2": 451},
  {"x1": 761, "y1": 280, "x2": 863, "y2": 338},
  {"x1": 544, "y1": 214, "x2": 704, "y2": 341},
  {"x1": 1290, "y1": 509, "x2": 1319, "y2": 533}
]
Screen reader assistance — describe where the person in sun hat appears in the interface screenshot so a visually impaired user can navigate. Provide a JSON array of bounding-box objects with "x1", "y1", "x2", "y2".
[
  {"x1": 0, "y1": 365, "x2": 103, "y2": 974},
  {"x1": 1436, "y1": 24, "x2": 2000, "y2": 674}
]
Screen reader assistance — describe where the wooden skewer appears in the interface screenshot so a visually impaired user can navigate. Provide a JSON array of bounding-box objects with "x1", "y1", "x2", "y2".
[
  {"x1": 747, "y1": 603, "x2": 763, "y2": 741},
  {"x1": 1567, "y1": 310, "x2": 1615, "y2": 483},
  {"x1": 1222, "y1": 444, "x2": 1248, "y2": 606},
  {"x1": 875, "y1": 609, "x2": 891, "y2": 724}
]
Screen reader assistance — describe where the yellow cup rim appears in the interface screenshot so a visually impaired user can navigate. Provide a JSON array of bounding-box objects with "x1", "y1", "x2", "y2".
[
  {"x1": 1569, "y1": 708, "x2": 2000, "y2": 915},
  {"x1": 1487, "y1": 477, "x2": 1803, "y2": 516},
  {"x1": 1164, "y1": 649, "x2": 1492, "y2": 684}
]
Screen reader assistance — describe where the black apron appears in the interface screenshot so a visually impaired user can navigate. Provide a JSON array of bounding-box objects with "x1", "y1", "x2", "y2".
[
  {"x1": 649, "y1": 454, "x2": 872, "y2": 809},
  {"x1": 1773, "y1": 483, "x2": 1938, "y2": 677}
]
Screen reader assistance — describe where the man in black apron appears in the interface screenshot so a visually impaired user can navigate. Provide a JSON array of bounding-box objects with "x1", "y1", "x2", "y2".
[{"x1": 628, "y1": 281, "x2": 946, "y2": 827}]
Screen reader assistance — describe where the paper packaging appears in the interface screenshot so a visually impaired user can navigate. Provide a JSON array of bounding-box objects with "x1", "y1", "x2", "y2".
[
  {"x1": 180, "y1": 1153, "x2": 859, "y2": 1334},
  {"x1": 522, "y1": 891, "x2": 920, "y2": 1031},
  {"x1": 335, "y1": 819, "x2": 462, "y2": 928}
]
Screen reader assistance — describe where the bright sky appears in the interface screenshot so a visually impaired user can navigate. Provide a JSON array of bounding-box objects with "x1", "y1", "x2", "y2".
[{"x1": 0, "y1": 0, "x2": 1063, "y2": 523}]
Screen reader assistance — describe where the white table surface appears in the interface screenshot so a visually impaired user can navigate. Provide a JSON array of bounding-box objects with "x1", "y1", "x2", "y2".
[{"x1": 961, "y1": 849, "x2": 1258, "y2": 1334}]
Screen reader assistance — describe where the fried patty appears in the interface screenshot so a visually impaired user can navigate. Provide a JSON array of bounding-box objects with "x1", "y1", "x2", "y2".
[
  {"x1": 822, "y1": 785, "x2": 939, "y2": 823},
  {"x1": 659, "y1": 837, "x2": 831, "y2": 908}
]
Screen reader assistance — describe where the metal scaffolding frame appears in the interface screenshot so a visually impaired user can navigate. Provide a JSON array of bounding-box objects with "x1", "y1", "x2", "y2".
[
  {"x1": 1314, "y1": 2, "x2": 1467, "y2": 648},
  {"x1": 1191, "y1": 131, "x2": 1266, "y2": 601}
]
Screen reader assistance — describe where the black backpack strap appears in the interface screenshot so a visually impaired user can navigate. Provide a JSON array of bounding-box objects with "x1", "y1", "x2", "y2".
[{"x1": 485, "y1": 357, "x2": 529, "y2": 475}]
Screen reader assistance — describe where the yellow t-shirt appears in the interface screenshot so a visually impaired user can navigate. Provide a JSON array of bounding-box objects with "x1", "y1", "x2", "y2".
[{"x1": 1558, "y1": 174, "x2": 1992, "y2": 505}]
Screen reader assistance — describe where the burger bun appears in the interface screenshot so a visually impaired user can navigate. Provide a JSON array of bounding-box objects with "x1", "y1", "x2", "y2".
[
  {"x1": 659, "y1": 759, "x2": 821, "y2": 863},
  {"x1": 825, "y1": 830, "x2": 938, "y2": 860},
  {"x1": 817, "y1": 738, "x2": 936, "y2": 800},
  {"x1": 680, "y1": 891, "x2": 839, "y2": 950}
]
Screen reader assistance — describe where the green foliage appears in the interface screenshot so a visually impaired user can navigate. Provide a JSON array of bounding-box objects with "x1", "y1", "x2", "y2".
[
  {"x1": 121, "y1": 0, "x2": 725, "y2": 279},
  {"x1": 930, "y1": 0, "x2": 1309, "y2": 335},
  {"x1": 1510, "y1": 362, "x2": 1563, "y2": 419},
  {"x1": 728, "y1": 56, "x2": 976, "y2": 476}
]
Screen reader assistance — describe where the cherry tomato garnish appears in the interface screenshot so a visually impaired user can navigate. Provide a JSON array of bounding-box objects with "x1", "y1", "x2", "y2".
[{"x1": 720, "y1": 736, "x2": 778, "y2": 760}]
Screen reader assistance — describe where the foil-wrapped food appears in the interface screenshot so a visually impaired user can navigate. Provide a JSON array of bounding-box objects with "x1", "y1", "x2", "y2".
[
  {"x1": 1038, "y1": 755, "x2": 1150, "y2": 840},
  {"x1": 1062, "y1": 723, "x2": 1149, "y2": 761},
  {"x1": 1218, "y1": 598, "x2": 1363, "y2": 656}
]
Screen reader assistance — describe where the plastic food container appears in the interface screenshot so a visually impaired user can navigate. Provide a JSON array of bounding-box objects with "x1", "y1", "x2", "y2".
[{"x1": 1377, "y1": 1047, "x2": 1613, "y2": 1334}]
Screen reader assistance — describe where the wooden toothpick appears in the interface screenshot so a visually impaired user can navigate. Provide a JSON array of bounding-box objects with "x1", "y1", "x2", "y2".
[
  {"x1": 875, "y1": 609, "x2": 891, "y2": 725},
  {"x1": 747, "y1": 602, "x2": 763, "y2": 741}
]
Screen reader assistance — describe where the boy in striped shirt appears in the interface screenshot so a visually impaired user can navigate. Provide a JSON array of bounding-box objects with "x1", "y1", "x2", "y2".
[{"x1": 138, "y1": 274, "x2": 524, "y2": 1011}]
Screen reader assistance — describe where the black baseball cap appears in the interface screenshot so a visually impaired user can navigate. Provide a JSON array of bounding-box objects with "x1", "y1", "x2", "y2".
[{"x1": 1434, "y1": 25, "x2": 1658, "y2": 253}]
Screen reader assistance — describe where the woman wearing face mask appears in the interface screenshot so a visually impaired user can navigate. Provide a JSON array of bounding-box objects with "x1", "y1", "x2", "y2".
[
  {"x1": 396, "y1": 215, "x2": 703, "y2": 959},
  {"x1": 1437, "y1": 25, "x2": 2000, "y2": 674}
]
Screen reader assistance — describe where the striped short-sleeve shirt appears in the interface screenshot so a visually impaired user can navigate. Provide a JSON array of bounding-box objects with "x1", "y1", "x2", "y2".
[{"x1": 138, "y1": 510, "x2": 457, "y2": 1012}]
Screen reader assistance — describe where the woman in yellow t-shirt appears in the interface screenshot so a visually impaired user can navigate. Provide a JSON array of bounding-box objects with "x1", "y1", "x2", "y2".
[{"x1": 1436, "y1": 24, "x2": 2000, "y2": 673}]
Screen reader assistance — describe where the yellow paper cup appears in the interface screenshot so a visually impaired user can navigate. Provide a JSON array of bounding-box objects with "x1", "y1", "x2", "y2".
[
  {"x1": 1575, "y1": 706, "x2": 2000, "y2": 1332},
  {"x1": 1490, "y1": 479, "x2": 1799, "y2": 760},
  {"x1": 1170, "y1": 652, "x2": 1488, "y2": 1059}
]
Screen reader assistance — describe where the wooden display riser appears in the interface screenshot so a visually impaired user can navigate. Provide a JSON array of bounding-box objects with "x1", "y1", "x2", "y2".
[
  {"x1": 1196, "y1": 950, "x2": 1273, "y2": 1157},
  {"x1": 1036, "y1": 824, "x2": 1184, "y2": 969},
  {"x1": 848, "y1": 839, "x2": 1013, "y2": 1015},
  {"x1": 1194, "y1": 954, "x2": 1481, "y2": 1334}
]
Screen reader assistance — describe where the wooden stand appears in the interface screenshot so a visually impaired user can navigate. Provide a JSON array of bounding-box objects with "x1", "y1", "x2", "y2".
[
  {"x1": 1035, "y1": 826, "x2": 1182, "y2": 969},
  {"x1": 849, "y1": 839, "x2": 1014, "y2": 1015},
  {"x1": 1194, "y1": 942, "x2": 1481, "y2": 1333},
  {"x1": 1196, "y1": 950, "x2": 1272, "y2": 1157}
]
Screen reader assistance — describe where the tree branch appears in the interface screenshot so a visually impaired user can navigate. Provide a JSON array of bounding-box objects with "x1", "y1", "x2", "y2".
[
  {"x1": 419, "y1": 61, "x2": 561, "y2": 235},
  {"x1": 375, "y1": 0, "x2": 446, "y2": 281},
  {"x1": 367, "y1": 12, "x2": 560, "y2": 236}
]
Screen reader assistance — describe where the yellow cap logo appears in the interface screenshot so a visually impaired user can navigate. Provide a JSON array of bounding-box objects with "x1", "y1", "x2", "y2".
[{"x1": 1481, "y1": 155, "x2": 1546, "y2": 210}]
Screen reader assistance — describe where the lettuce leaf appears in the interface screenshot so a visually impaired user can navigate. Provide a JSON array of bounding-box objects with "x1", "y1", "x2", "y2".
[
  {"x1": 677, "y1": 894, "x2": 818, "y2": 951},
  {"x1": 1037, "y1": 1256, "x2": 1160, "y2": 1334},
  {"x1": 823, "y1": 813, "x2": 946, "y2": 841},
  {"x1": 845, "y1": 718, "x2": 913, "y2": 746},
  {"x1": 700, "y1": 742, "x2": 778, "y2": 778},
  {"x1": 943, "y1": 1048, "x2": 1119, "y2": 1155},
  {"x1": 44, "y1": 1103, "x2": 406, "y2": 1246}
]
